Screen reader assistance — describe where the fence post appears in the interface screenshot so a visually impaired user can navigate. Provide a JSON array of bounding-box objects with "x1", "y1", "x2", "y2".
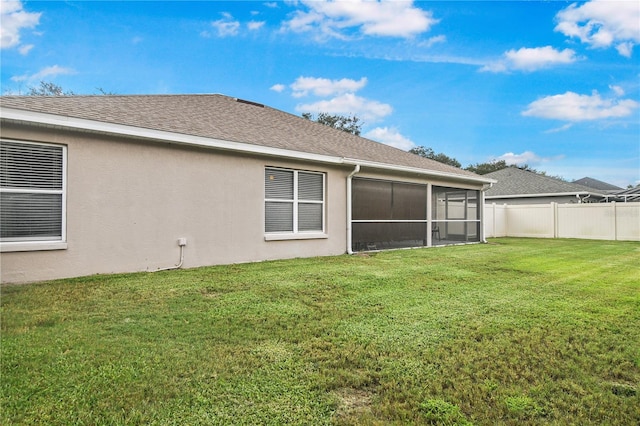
[
  {"x1": 552, "y1": 202, "x2": 558, "y2": 239},
  {"x1": 613, "y1": 201, "x2": 617, "y2": 241},
  {"x1": 492, "y1": 202, "x2": 496, "y2": 238},
  {"x1": 504, "y1": 203, "x2": 508, "y2": 237}
]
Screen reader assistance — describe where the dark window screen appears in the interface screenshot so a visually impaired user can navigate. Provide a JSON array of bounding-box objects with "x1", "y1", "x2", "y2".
[
  {"x1": 392, "y1": 182, "x2": 427, "y2": 220},
  {"x1": 352, "y1": 178, "x2": 427, "y2": 251},
  {"x1": 352, "y1": 179, "x2": 426, "y2": 221}
]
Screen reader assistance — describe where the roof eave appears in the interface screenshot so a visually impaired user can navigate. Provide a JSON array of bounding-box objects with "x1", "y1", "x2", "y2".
[
  {"x1": 486, "y1": 191, "x2": 604, "y2": 199},
  {"x1": 0, "y1": 106, "x2": 345, "y2": 165},
  {"x1": 1, "y1": 106, "x2": 492, "y2": 185},
  {"x1": 343, "y1": 158, "x2": 495, "y2": 185}
]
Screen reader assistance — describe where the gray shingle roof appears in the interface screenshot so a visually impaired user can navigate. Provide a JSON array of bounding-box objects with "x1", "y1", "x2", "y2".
[
  {"x1": 614, "y1": 186, "x2": 640, "y2": 201},
  {"x1": 1, "y1": 94, "x2": 485, "y2": 181},
  {"x1": 484, "y1": 167, "x2": 601, "y2": 197},
  {"x1": 572, "y1": 177, "x2": 622, "y2": 192}
]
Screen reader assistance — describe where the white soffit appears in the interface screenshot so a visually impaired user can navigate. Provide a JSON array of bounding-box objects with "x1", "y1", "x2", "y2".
[
  {"x1": 1, "y1": 107, "x2": 494, "y2": 185},
  {"x1": 485, "y1": 191, "x2": 601, "y2": 198}
]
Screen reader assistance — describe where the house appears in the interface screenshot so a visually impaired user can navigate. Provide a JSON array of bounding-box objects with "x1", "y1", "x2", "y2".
[
  {"x1": 484, "y1": 167, "x2": 605, "y2": 205},
  {"x1": 572, "y1": 177, "x2": 623, "y2": 194},
  {"x1": 609, "y1": 186, "x2": 640, "y2": 202},
  {"x1": 572, "y1": 177, "x2": 639, "y2": 202},
  {"x1": 1, "y1": 94, "x2": 493, "y2": 283}
]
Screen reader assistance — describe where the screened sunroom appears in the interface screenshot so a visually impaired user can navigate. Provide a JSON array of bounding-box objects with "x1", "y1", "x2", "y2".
[{"x1": 351, "y1": 177, "x2": 481, "y2": 251}]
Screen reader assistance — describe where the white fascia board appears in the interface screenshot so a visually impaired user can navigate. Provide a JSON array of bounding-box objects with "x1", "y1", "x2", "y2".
[
  {"x1": 1, "y1": 107, "x2": 344, "y2": 166},
  {"x1": 2, "y1": 107, "x2": 494, "y2": 185},
  {"x1": 485, "y1": 191, "x2": 603, "y2": 199},
  {"x1": 342, "y1": 158, "x2": 496, "y2": 185}
]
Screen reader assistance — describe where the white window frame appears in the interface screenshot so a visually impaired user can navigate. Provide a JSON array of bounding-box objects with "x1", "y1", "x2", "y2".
[
  {"x1": 0, "y1": 139, "x2": 67, "y2": 252},
  {"x1": 264, "y1": 167, "x2": 327, "y2": 241}
]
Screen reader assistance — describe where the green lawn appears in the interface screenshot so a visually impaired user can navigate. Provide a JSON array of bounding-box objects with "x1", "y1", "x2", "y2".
[{"x1": 2, "y1": 238, "x2": 639, "y2": 425}]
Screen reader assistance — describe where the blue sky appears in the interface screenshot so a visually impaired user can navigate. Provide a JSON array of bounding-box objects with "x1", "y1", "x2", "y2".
[{"x1": 2, "y1": 0, "x2": 639, "y2": 187}]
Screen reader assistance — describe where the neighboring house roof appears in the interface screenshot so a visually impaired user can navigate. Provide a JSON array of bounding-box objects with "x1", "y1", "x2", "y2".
[
  {"x1": 572, "y1": 177, "x2": 622, "y2": 192},
  {"x1": 607, "y1": 186, "x2": 640, "y2": 202},
  {"x1": 0, "y1": 94, "x2": 490, "y2": 184},
  {"x1": 484, "y1": 167, "x2": 603, "y2": 199}
]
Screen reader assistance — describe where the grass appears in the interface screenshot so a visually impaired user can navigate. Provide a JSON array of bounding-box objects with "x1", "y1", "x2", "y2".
[{"x1": 2, "y1": 238, "x2": 639, "y2": 425}]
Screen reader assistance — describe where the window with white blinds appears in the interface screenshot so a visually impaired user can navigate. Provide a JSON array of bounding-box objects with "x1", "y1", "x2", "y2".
[
  {"x1": 265, "y1": 167, "x2": 324, "y2": 234},
  {"x1": 1, "y1": 140, "x2": 66, "y2": 242}
]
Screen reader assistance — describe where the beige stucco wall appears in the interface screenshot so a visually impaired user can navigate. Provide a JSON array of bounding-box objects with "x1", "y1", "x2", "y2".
[
  {"x1": 1, "y1": 124, "x2": 351, "y2": 283},
  {"x1": 1, "y1": 123, "x2": 488, "y2": 284}
]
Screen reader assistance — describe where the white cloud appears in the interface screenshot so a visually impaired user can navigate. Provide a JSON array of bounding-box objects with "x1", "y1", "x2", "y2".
[
  {"x1": 418, "y1": 35, "x2": 446, "y2": 48},
  {"x1": 609, "y1": 85, "x2": 625, "y2": 96},
  {"x1": 522, "y1": 91, "x2": 639, "y2": 122},
  {"x1": 495, "y1": 151, "x2": 566, "y2": 167},
  {"x1": 270, "y1": 83, "x2": 285, "y2": 92},
  {"x1": 247, "y1": 21, "x2": 265, "y2": 31},
  {"x1": 1, "y1": 0, "x2": 41, "y2": 50},
  {"x1": 616, "y1": 41, "x2": 634, "y2": 57},
  {"x1": 283, "y1": 74, "x2": 393, "y2": 126},
  {"x1": 555, "y1": 0, "x2": 640, "y2": 57},
  {"x1": 282, "y1": 0, "x2": 437, "y2": 39},
  {"x1": 544, "y1": 123, "x2": 574, "y2": 134},
  {"x1": 295, "y1": 93, "x2": 392, "y2": 122},
  {"x1": 11, "y1": 64, "x2": 75, "y2": 82},
  {"x1": 496, "y1": 151, "x2": 543, "y2": 166},
  {"x1": 291, "y1": 76, "x2": 367, "y2": 97},
  {"x1": 211, "y1": 13, "x2": 240, "y2": 37},
  {"x1": 17, "y1": 43, "x2": 33, "y2": 55},
  {"x1": 284, "y1": 9, "x2": 334, "y2": 38},
  {"x1": 363, "y1": 127, "x2": 415, "y2": 150},
  {"x1": 481, "y1": 46, "x2": 578, "y2": 72}
]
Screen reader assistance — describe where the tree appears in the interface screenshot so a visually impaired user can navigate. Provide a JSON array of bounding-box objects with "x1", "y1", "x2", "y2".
[
  {"x1": 27, "y1": 81, "x2": 75, "y2": 96},
  {"x1": 408, "y1": 146, "x2": 461, "y2": 168},
  {"x1": 95, "y1": 87, "x2": 116, "y2": 95},
  {"x1": 464, "y1": 160, "x2": 508, "y2": 175},
  {"x1": 302, "y1": 112, "x2": 362, "y2": 136},
  {"x1": 464, "y1": 160, "x2": 567, "y2": 181},
  {"x1": 4, "y1": 80, "x2": 114, "y2": 96}
]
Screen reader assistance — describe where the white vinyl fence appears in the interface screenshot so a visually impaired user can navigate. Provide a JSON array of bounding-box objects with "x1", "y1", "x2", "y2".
[{"x1": 484, "y1": 202, "x2": 640, "y2": 241}]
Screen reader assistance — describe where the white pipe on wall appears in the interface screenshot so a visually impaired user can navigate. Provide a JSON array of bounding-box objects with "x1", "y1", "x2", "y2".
[
  {"x1": 155, "y1": 238, "x2": 186, "y2": 272},
  {"x1": 346, "y1": 164, "x2": 361, "y2": 255},
  {"x1": 480, "y1": 182, "x2": 493, "y2": 243}
]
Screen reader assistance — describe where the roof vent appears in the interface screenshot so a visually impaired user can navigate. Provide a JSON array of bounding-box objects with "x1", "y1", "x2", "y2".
[{"x1": 235, "y1": 98, "x2": 264, "y2": 108}]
